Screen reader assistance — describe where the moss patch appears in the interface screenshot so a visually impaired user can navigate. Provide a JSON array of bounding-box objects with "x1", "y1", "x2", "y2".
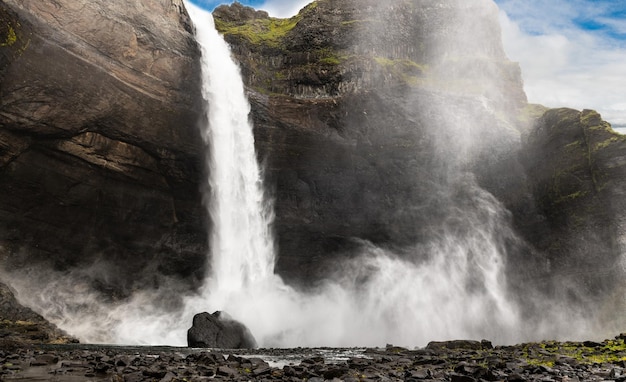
[
  {"x1": 522, "y1": 339, "x2": 626, "y2": 366},
  {"x1": 374, "y1": 56, "x2": 427, "y2": 85},
  {"x1": 1, "y1": 23, "x2": 17, "y2": 47}
]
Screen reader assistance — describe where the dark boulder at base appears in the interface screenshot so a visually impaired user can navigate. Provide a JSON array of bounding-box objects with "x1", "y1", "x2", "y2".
[{"x1": 187, "y1": 311, "x2": 257, "y2": 349}]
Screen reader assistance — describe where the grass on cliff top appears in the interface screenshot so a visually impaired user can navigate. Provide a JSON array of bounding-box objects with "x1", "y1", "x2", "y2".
[
  {"x1": 214, "y1": 2, "x2": 317, "y2": 48},
  {"x1": 214, "y1": 17, "x2": 297, "y2": 47}
]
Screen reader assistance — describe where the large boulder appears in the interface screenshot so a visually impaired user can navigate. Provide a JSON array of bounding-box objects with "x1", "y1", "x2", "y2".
[{"x1": 187, "y1": 311, "x2": 257, "y2": 349}]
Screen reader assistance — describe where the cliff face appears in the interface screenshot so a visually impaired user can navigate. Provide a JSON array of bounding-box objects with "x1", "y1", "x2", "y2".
[
  {"x1": 214, "y1": 0, "x2": 530, "y2": 282},
  {"x1": 0, "y1": 0, "x2": 206, "y2": 294},
  {"x1": 522, "y1": 109, "x2": 626, "y2": 300},
  {"x1": 215, "y1": 0, "x2": 626, "y2": 313}
]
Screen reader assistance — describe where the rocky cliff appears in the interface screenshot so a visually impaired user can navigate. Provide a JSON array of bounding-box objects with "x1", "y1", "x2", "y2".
[
  {"x1": 214, "y1": 0, "x2": 626, "y2": 323},
  {"x1": 213, "y1": 0, "x2": 531, "y2": 282},
  {"x1": 0, "y1": 0, "x2": 206, "y2": 295},
  {"x1": 521, "y1": 109, "x2": 626, "y2": 306}
]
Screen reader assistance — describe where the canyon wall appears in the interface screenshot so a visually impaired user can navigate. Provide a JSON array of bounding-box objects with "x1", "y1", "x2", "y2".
[{"x1": 0, "y1": 0, "x2": 206, "y2": 295}]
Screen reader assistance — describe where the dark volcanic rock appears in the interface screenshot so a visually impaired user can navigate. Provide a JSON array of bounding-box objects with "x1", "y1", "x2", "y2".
[
  {"x1": 522, "y1": 108, "x2": 626, "y2": 306},
  {"x1": 426, "y1": 340, "x2": 493, "y2": 351},
  {"x1": 187, "y1": 311, "x2": 258, "y2": 349},
  {"x1": 0, "y1": 281, "x2": 77, "y2": 346},
  {"x1": 213, "y1": 1, "x2": 269, "y2": 23},
  {"x1": 0, "y1": 0, "x2": 206, "y2": 295},
  {"x1": 214, "y1": 0, "x2": 530, "y2": 283},
  {"x1": 3, "y1": 336, "x2": 626, "y2": 381}
]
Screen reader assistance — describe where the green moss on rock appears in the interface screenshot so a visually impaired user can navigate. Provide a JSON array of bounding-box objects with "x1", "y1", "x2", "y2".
[
  {"x1": 1, "y1": 23, "x2": 16, "y2": 46},
  {"x1": 374, "y1": 56, "x2": 427, "y2": 85}
]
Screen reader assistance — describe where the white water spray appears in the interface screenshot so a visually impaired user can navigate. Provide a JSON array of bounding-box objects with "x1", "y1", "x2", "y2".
[
  {"x1": 187, "y1": 2, "x2": 275, "y2": 297},
  {"x1": 181, "y1": 2, "x2": 522, "y2": 347}
]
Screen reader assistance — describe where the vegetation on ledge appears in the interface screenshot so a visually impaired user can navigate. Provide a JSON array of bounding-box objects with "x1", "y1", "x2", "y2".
[
  {"x1": 1, "y1": 23, "x2": 16, "y2": 47},
  {"x1": 374, "y1": 56, "x2": 427, "y2": 85},
  {"x1": 214, "y1": 16, "x2": 299, "y2": 48},
  {"x1": 214, "y1": 2, "x2": 318, "y2": 48}
]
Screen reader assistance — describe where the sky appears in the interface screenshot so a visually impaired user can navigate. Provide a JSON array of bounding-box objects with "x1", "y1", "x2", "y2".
[
  {"x1": 188, "y1": 0, "x2": 310, "y2": 17},
  {"x1": 190, "y1": 0, "x2": 626, "y2": 127},
  {"x1": 494, "y1": 0, "x2": 626, "y2": 127}
]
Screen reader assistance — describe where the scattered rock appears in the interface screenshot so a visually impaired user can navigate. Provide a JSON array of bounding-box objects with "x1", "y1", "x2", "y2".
[{"x1": 1, "y1": 339, "x2": 622, "y2": 381}]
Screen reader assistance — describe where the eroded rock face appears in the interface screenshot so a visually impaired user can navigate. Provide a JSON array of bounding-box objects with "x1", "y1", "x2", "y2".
[
  {"x1": 522, "y1": 108, "x2": 626, "y2": 302},
  {"x1": 214, "y1": 0, "x2": 530, "y2": 282},
  {"x1": 0, "y1": 0, "x2": 206, "y2": 294},
  {"x1": 0, "y1": 281, "x2": 77, "y2": 346}
]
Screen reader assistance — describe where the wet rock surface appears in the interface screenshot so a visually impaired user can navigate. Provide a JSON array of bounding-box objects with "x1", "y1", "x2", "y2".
[
  {"x1": 216, "y1": 0, "x2": 531, "y2": 285},
  {"x1": 1, "y1": 336, "x2": 625, "y2": 381},
  {"x1": 187, "y1": 311, "x2": 258, "y2": 349}
]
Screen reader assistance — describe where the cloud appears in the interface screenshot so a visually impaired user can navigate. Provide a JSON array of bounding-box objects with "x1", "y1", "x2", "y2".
[
  {"x1": 186, "y1": 0, "x2": 311, "y2": 17},
  {"x1": 258, "y1": 0, "x2": 311, "y2": 18},
  {"x1": 495, "y1": 0, "x2": 626, "y2": 126}
]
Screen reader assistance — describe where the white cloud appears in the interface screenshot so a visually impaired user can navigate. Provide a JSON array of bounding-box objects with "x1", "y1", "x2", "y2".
[
  {"x1": 497, "y1": 5, "x2": 626, "y2": 126},
  {"x1": 597, "y1": 16, "x2": 626, "y2": 36},
  {"x1": 258, "y1": 0, "x2": 311, "y2": 18}
]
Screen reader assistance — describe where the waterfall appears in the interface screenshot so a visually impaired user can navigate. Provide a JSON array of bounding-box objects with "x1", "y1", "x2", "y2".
[
  {"x1": 179, "y1": 1, "x2": 523, "y2": 348},
  {"x1": 185, "y1": 2, "x2": 276, "y2": 296}
]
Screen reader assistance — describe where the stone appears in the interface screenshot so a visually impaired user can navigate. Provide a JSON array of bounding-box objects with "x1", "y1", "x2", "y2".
[
  {"x1": 426, "y1": 340, "x2": 488, "y2": 351},
  {"x1": 406, "y1": 369, "x2": 431, "y2": 379},
  {"x1": 30, "y1": 354, "x2": 58, "y2": 366},
  {"x1": 323, "y1": 366, "x2": 349, "y2": 379},
  {"x1": 187, "y1": 311, "x2": 257, "y2": 349},
  {"x1": 449, "y1": 374, "x2": 476, "y2": 382}
]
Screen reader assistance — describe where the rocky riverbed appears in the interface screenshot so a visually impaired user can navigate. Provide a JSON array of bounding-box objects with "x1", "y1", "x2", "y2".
[{"x1": 1, "y1": 335, "x2": 625, "y2": 381}]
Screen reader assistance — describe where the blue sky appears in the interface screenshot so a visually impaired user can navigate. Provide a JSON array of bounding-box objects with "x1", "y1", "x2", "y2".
[
  {"x1": 191, "y1": 0, "x2": 626, "y2": 126},
  {"x1": 188, "y1": 0, "x2": 310, "y2": 17},
  {"x1": 494, "y1": 0, "x2": 626, "y2": 126}
]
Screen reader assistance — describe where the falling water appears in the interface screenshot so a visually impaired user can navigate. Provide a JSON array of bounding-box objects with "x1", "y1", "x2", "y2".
[
  {"x1": 182, "y1": 1, "x2": 523, "y2": 348},
  {"x1": 186, "y1": 2, "x2": 275, "y2": 296}
]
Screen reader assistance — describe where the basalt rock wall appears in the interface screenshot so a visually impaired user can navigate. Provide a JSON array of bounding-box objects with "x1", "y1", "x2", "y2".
[
  {"x1": 217, "y1": 0, "x2": 626, "y2": 316},
  {"x1": 521, "y1": 108, "x2": 626, "y2": 307},
  {"x1": 214, "y1": 0, "x2": 531, "y2": 282}
]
